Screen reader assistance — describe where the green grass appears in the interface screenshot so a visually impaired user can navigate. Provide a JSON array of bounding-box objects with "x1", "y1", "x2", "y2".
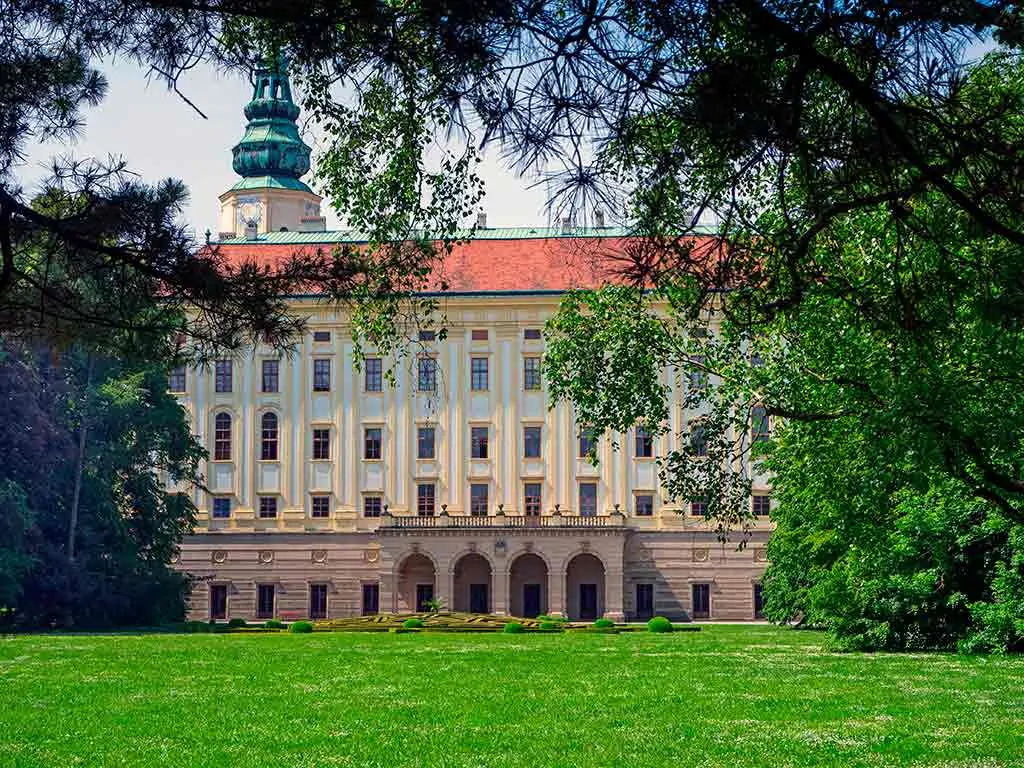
[{"x1": 1, "y1": 625, "x2": 1023, "y2": 767}]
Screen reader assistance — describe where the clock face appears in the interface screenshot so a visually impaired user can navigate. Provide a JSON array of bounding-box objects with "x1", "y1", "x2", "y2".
[{"x1": 236, "y1": 196, "x2": 263, "y2": 227}]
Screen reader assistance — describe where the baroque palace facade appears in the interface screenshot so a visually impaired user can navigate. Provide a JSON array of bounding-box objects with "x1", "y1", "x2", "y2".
[{"x1": 170, "y1": 62, "x2": 771, "y2": 623}]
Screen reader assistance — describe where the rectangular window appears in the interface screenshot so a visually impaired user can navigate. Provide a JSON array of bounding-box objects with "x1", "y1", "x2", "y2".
[
  {"x1": 260, "y1": 414, "x2": 278, "y2": 461},
  {"x1": 471, "y1": 329, "x2": 489, "y2": 341},
  {"x1": 471, "y1": 426, "x2": 489, "y2": 459},
  {"x1": 309, "y1": 584, "x2": 328, "y2": 620},
  {"x1": 524, "y1": 328, "x2": 542, "y2": 340},
  {"x1": 313, "y1": 359, "x2": 331, "y2": 392},
  {"x1": 417, "y1": 426, "x2": 435, "y2": 459},
  {"x1": 417, "y1": 483, "x2": 436, "y2": 516},
  {"x1": 689, "y1": 355, "x2": 706, "y2": 389},
  {"x1": 364, "y1": 496, "x2": 382, "y2": 518},
  {"x1": 753, "y1": 584, "x2": 765, "y2": 619},
  {"x1": 470, "y1": 357, "x2": 489, "y2": 391},
  {"x1": 635, "y1": 425, "x2": 654, "y2": 458},
  {"x1": 690, "y1": 424, "x2": 708, "y2": 457},
  {"x1": 259, "y1": 496, "x2": 278, "y2": 519},
  {"x1": 418, "y1": 329, "x2": 436, "y2": 342},
  {"x1": 210, "y1": 584, "x2": 227, "y2": 620},
  {"x1": 364, "y1": 427, "x2": 382, "y2": 460},
  {"x1": 214, "y1": 359, "x2": 232, "y2": 393},
  {"x1": 752, "y1": 493, "x2": 771, "y2": 517},
  {"x1": 523, "y1": 425, "x2": 542, "y2": 458},
  {"x1": 261, "y1": 360, "x2": 279, "y2": 393},
  {"x1": 579, "y1": 427, "x2": 597, "y2": 458},
  {"x1": 523, "y1": 357, "x2": 542, "y2": 390},
  {"x1": 312, "y1": 428, "x2": 331, "y2": 460},
  {"x1": 364, "y1": 358, "x2": 382, "y2": 392},
  {"x1": 211, "y1": 498, "x2": 231, "y2": 519},
  {"x1": 256, "y1": 584, "x2": 275, "y2": 619},
  {"x1": 635, "y1": 583, "x2": 654, "y2": 620},
  {"x1": 524, "y1": 482, "x2": 542, "y2": 516},
  {"x1": 214, "y1": 414, "x2": 232, "y2": 461},
  {"x1": 579, "y1": 483, "x2": 598, "y2": 517},
  {"x1": 752, "y1": 406, "x2": 770, "y2": 443},
  {"x1": 470, "y1": 483, "x2": 489, "y2": 516},
  {"x1": 311, "y1": 496, "x2": 331, "y2": 519},
  {"x1": 418, "y1": 357, "x2": 437, "y2": 391},
  {"x1": 635, "y1": 494, "x2": 654, "y2": 516},
  {"x1": 167, "y1": 365, "x2": 186, "y2": 393},
  {"x1": 690, "y1": 497, "x2": 707, "y2": 517},
  {"x1": 362, "y1": 583, "x2": 380, "y2": 615},
  {"x1": 313, "y1": 330, "x2": 331, "y2": 343},
  {"x1": 692, "y1": 583, "x2": 710, "y2": 619}
]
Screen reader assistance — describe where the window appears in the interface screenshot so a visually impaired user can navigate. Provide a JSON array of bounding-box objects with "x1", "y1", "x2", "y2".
[
  {"x1": 364, "y1": 496, "x2": 382, "y2": 518},
  {"x1": 523, "y1": 426, "x2": 542, "y2": 458},
  {"x1": 259, "y1": 496, "x2": 278, "y2": 519},
  {"x1": 261, "y1": 360, "x2": 279, "y2": 393},
  {"x1": 417, "y1": 483, "x2": 436, "y2": 516},
  {"x1": 417, "y1": 426, "x2": 435, "y2": 459},
  {"x1": 215, "y1": 359, "x2": 232, "y2": 393},
  {"x1": 690, "y1": 423, "x2": 708, "y2": 457},
  {"x1": 470, "y1": 483, "x2": 489, "y2": 516},
  {"x1": 692, "y1": 583, "x2": 710, "y2": 619},
  {"x1": 636, "y1": 494, "x2": 654, "y2": 516},
  {"x1": 364, "y1": 427, "x2": 382, "y2": 460},
  {"x1": 471, "y1": 426, "x2": 489, "y2": 459},
  {"x1": 213, "y1": 413, "x2": 232, "y2": 461},
  {"x1": 211, "y1": 497, "x2": 231, "y2": 519},
  {"x1": 418, "y1": 357, "x2": 437, "y2": 391},
  {"x1": 210, "y1": 584, "x2": 227, "y2": 620},
  {"x1": 311, "y1": 496, "x2": 331, "y2": 518},
  {"x1": 418, "y1": 329, "x2": 436, "y2": 342},
  {"x1": 256, "y1": 584, "x2": 275, "y2": 619},
  {"x1": 524, "y1": 328, "x2": 543, "y2": 340},
  {"x1": 751, "y1": 351, "x2": 765, "y2": 368},
  {"x1": 635, "y1": 583, "x2": 654, "y2": 620},
  {"x1": 753, "y1": 584, "x2": 765, "y2": 619},
  {"x1": 313, "y1": 428, "x2": 331, "y2": 460},
  {"x1": 689, "y1": 355, "x2": 706, "y2": 389},
  {"x1": 313, "y1": 359, "x2": 331, "y2": 392},
  {"x1": 579, "y1": 427, "x2": 597, "y2": 458},
  {"x1": 362, "y1": 583, "x2": 380, "y2": 615},
  {"x1": 260, "y1": 412, "x2": 278, "y2": 461},
  {"x1": 579, "y1": 482, "x2": 598, "y2": 517},
  {"x1": 690, "y1": 497, "x2": 707, "y2": 517},
  {"x1": 309, "y1": 584, "x2": 328, "y2": 620},
  {"x1": 752, "y1": 493, "x2": 771, "y2": 517},
  {"x1": 524, "y1": 482, "x2": 542, "y2": 516},
  {"x1": 364, "y1": 358, "x2": 382, "y2": 392},
  {"x1": 523, "y1": 357, "x2": 541, "y2": 390},
  {"x1": 471, "y1": 329, "x2": 489, "y2": 341},
  {"x1": 470, "y1": 357, "x2": 489, "y2": 390},
  {"x1": 313, "y1": 330, "x2": 331, "y2": 343},
  {"x1": 752, "y1": 406, "x2": 770, "y2": 443},
  {"x1": 167, "y1": 365, "x2": 186, "y2": 393},
  {"x1": 635, "y1": 425, "x2": 654, "y2": 458}
]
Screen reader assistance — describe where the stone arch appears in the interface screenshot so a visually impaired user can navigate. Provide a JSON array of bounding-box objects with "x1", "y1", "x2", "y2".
[
  {"x1": 395, "y1": 551, "x2": 437, "y2": 613},
  {"x1": 451, "y1": 552, "x2": 493, "y2": 614},
  {"x1": 508, "y1": 552, "x2": 549, "y2": 619},
  {"x1": 565, "y1": 552, "x2": 606, "y2": 621}
]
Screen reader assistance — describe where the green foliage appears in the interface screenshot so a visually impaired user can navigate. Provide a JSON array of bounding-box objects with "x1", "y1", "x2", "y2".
[
  {"x1": 502, "y1": 622, "x2": 523, "y2": 634},
  {"x1": 539, "y1": 621, "x2": 559, "y2": 630},
  {"x1": 647, "y1": 616, "x2": 673, "y2": 633},
  {"x1": 423, "y1": 597, "x2": 445, "y2": 614},
  {"x1": 402, "y1": 618, "x2": 424, "y2": 629},
  {"x1": 289, "y1": 621, "x2": 314, "y2": 634},
  {"x1": 594, "y1": 618, "x2": 615, "y2": 629},
  {"x1": 227, "y1": 618, "x2": 247, "y2": 629},
  {"x1": 264, "y1": 619, "x2": 285, "y2": 630}
]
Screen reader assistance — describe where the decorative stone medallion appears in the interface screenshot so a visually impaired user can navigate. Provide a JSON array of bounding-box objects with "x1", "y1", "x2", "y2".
[
  {"x1": 364, "y1": 549, "x2": 379, "y2": 563},
  {"x1": 579, "y1": 541, "x2": 591, "y2": 553},
  {"x1": 693, "y1": 548, "x2": 710, "y2": 563},
  {"x1": 258, "y1": 550, "x2": 274, "y2": 564},
  {"x1": 312, "y1": 550, "x2": 328, "y2": 564},
  {"x1": 467, "y1": 541, "x2": 477, "y2": 553},
  {"x1": 523, "y1": 541, "x2": 533, "y2": 553},
  {"x1": 754, "y1": 548, "x2": 768, "y2": 562},
  {"x1": 494, "y1": 539, "x2": 507, "y2": 556},
  {"x1": 212, "y1": 550, "x2": 227, "y2": 564}
]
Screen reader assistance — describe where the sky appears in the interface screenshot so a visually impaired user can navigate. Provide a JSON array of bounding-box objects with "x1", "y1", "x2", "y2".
[{"x1": 15, "y1": 60, "x2": 553, "y2": 240}]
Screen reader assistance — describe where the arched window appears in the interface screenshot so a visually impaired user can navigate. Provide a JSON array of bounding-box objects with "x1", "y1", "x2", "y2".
[
  {"x1": 214, "y1": 413, "x2": 232, "y2": 461},
  {"x1": 261, "y1": 412, "x2": 279, "y2": 461}
]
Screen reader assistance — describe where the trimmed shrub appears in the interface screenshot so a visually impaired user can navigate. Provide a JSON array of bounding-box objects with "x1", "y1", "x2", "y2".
[
  {"x1": 264, "y1": 619, "x2": 285, "y2": 629},
  {"x1": 539, "y1": 621, "x2": 559, "y2": 630},
  {"x1": 402, "y1": 617, "x2": 425, "y2": 629},
  {"x1": 289, "y1": 620, "x2": 314, "y2": 633},
  {"x1": 647, "y1": 616, "x2": 673, "y2": 633},
  {"x1": 227, "y1": 617, "x2": 247, "y2": 628},
  {"x1": 594, "y1": 618, "x2": 615, "y2": 629},
  {"x1": 503, "y1": 621, "x2": 524, "y2": 634},
  {"x1": 536, "y1": 614, "x2": 552, "y2": 622}
]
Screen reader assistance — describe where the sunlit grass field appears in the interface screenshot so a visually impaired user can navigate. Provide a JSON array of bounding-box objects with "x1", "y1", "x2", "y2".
[{"x1": 1, "y1": 625, "x2": 1022, "y2": 767}]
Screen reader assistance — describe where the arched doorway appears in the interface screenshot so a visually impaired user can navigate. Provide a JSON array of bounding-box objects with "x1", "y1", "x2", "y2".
[
  {"x1": 566, "y1": 553, "x2": 605, "y2": 620},
  {"x1": 509, "y1": 553, "x2": 548, "y2": 618},
  {"x1": 397, "y1": 553, "x2": 436, "y2": 613},
  {"x1": 452, "y1": 553, "x2": 493, "y2": 614}
]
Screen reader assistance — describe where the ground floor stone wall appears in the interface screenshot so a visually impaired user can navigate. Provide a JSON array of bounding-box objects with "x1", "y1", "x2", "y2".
[{"x1": 176, "y1": 528, "x2": 770, "y2": 622}]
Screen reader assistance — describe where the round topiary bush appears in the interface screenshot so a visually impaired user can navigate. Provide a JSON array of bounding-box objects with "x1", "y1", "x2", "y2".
[
  {"x1": 594, "y1": 618, "x2": 615, "y2": 629},
  {"x1": 647, "y1": 616, "x2": 673, "y2": 633},
  {"x1": 264, "y1": 619, "x2": 285, "y2": 629},
  {"x1": 402, "y1": 617, "x2": 424, "y2": 629},
  {"x1": 227, "y1": 617, "x2": 247, "y2": 628},
  {"x1": 539, "y1": 621, "x2": 558, "y2": 630},
  {"x1": 289, "y1": 620, "x2": 314, "y2": 633},
  {"x1": 503, "y1": 621, "x2": 523, "y2": 634}
]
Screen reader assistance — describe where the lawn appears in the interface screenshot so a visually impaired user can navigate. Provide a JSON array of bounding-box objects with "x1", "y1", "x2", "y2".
[{"x1": 1, "y1": 625, "x2": 1022, "y2": 767}]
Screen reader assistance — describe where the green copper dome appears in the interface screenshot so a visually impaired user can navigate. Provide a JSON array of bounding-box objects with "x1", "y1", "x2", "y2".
[{"x1": 231, "y1": 59, "x2": 312, "y2": 192}]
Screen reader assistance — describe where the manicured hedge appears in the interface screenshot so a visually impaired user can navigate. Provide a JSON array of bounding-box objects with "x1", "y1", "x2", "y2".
[
  {"x1": 289, "y1": 621, "x2": 314, "y2": 634},
  {"x1": 647, "y1": 616, "x2": 673, "y2": 633}
]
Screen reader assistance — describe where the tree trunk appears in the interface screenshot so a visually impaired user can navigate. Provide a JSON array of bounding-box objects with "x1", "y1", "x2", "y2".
[{"x1": 68, "y1": 354, "x2": 93, "y2": 562}]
